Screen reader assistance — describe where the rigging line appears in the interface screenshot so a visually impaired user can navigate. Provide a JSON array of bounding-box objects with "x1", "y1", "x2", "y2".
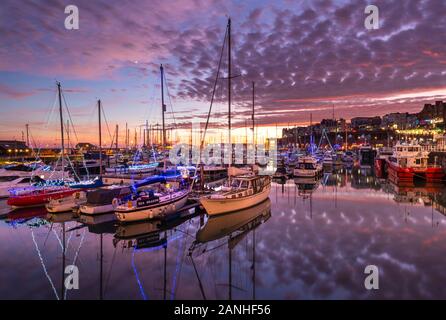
[
  {"x1": 61, "y1": 90, "x2": 80, "y2": 143},
  {"x1": 61, "y1": 91, "x2": 91, "y2": 178},
  {"x1": 170, "y1": 228, "x2": 186, "y2": 300},
  {"x1": 64, "y1": 228, "x2": 86, "y2": 300},
  {"x1": 44, "y1": 88, "x2": 58, "y2": 128},
  {"x1": 163, "y1": 72, "x2": 177, "y2": 129},
  {"x1": 104, "y1": 245, "x2": 118, "y2": 294},
  {"x1": 31, "y1": 230, "x2": 60, "y2": 300},
  {"x1": 189, "y1": 254, "x2": 207, "y2": 300},
  {"x1": 201, "y1": 24, "x2": 228, "y2": 148},
  {"x1": 100, "y1": 104, "x2": 114, "y2": 147},
  {"x1": 131, "y1": 247, "x2": 148, "y2": 300}
]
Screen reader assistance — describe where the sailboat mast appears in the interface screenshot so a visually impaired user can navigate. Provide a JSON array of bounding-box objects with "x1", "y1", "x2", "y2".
[
  {"x1": 125, "y1": 122, "x2": 128, "y2": 150},
  {"x1": 252, "y1": 81, "x2": 255, "y2": 145},
  {"x1": 98, "y1": 99, "x2": 102, "y2": 176},
  {"x1": 57, "y1": 82, "x2": 65, "y2": 181},
  {"x1": 115, "y1": 124, "x2": 119, "y2": 151},
  {"x1": 228, "y1": 18, "x2": 232, "y2": 147},
  {"x1": 160, "y1": 64, "x2": 166, "y2": 149}
]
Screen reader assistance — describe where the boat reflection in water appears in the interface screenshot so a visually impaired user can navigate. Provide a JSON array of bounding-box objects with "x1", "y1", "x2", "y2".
[
  {"x1": 113, "y1": 208, "x2": 200, "y2": 300},
  {"x1": 294, "y1": 177, "x2": 320, "y2": 199},
  {"x1": 189, "y1": 198, "x2": 272, "y2": 300}
]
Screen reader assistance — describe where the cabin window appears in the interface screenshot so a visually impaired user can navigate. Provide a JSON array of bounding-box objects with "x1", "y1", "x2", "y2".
[
  {"x1": 240, "y1": 180, "x2": 248, "y2": 189},
  {"x1": 415, "y1": 159, "x2": 421, "y2": 165},
  {"x1": 231, "y1": 180, "x2": 241, "y2": 188}
]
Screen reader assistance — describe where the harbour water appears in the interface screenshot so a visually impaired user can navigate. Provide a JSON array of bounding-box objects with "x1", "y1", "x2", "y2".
[{"x1": 1, "y1": 168, "x2": 446, "y2": 299}]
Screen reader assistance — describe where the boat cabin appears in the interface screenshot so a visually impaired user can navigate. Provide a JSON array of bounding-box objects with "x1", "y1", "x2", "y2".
[{"x1": 390, "y1": 143, "x2": 430, "y2": 168}]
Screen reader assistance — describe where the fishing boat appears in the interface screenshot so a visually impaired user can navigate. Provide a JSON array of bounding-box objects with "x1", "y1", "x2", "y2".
[
  {"x1": 200, "y1": 174, "x2": 271, "y2": 216},
  {"x1": 293, "y1": 156, "x2": 323, "y2": 178},
  {"x1": 386, "y1": 142, "x2": 444, "y2": 183}
]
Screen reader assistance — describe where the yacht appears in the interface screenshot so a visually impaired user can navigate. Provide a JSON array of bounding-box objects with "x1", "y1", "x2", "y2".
[
  {"x1": 0, "y1": 176, "x2": 43, "y2": 199},
  {"x1": 199, "y1": 174, "x2": 271, "y2": 216},
  {"x1": 114, "y1": 178, "x2": 191, "y2": 222},
  {"x1": 293, "y1": 156, "x2": 323, "y2": 178}
]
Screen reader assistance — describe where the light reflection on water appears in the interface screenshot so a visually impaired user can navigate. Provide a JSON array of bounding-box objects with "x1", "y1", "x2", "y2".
[{"x1": 1, "y1": 169, "x2": 446, "y2": 299}]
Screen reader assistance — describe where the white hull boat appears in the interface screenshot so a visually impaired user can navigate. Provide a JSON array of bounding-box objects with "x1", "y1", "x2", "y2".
[
  {"x1": 46, "y1": 191, "x2": 87, "y2": 213},
  {"x1": 115, "y1": 189, "x2": 189, "y2": 222},
  {"x1": 200, "y1": 175, "x2": 271, "y2": 216},
  {"x1": 293, "y1": 156, "x2": 323, "y2": 178}
]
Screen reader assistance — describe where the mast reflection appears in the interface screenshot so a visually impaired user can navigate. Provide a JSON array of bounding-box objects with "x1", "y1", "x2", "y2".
[{"x1": 189, "y1": 198, "x2": 272, "y2": 300}]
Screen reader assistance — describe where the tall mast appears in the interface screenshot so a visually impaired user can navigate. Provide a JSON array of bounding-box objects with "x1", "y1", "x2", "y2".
[
  {"x1": 228, "y1": 18, "x2": 232, "y2": 146},
  {"x1": 115, "y1": 124, "x2": 119, "y2": 151},
  {"x1": 125, "y1": 122, "x2": 128, "y2": 150},
  {"x1": 66, "y1": 120, "x2": 70, "y2": 150},
  {"x1": 98, "y1": 99, "x2": 102, "y2": 176},
  {"x1": 145, "y1": 120, "x2": 148, "y2": 147},
  {"x1": 160, "y1": 64, "x2": 166, "y2": 149},
  {"x1": 252, "y1": 81, "x2": 255, "y2": 145},
  {"x1": 25, "y1": 124, "x2": 30, "y2": 147},
  {"x1": 57, "y1": 82, "x2": 65, "y2": 181}
]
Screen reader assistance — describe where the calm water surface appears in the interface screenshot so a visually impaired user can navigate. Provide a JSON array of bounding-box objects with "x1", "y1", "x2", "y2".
[{"x1": 1, "y1": 169, "x2": 446, "y2": 300}]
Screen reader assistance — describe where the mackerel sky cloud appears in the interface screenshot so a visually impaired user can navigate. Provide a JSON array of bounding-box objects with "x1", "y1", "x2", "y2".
[{"x1": 0, "y1": 0, "x2": 445, "y2": 144}]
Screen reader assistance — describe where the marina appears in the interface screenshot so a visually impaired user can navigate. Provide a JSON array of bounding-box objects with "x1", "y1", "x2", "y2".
[
  {"x1": 1, "y1": 0, "x2": 446, "y2": 304},
  {"x1": 2, "y1": 167, "x2": 446, "y2": 299}
]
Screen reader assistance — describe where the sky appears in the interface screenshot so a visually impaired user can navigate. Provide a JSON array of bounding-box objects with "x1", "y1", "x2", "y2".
[{"x1": 0, "y1": 0, "x2": 445, "y2": 146}]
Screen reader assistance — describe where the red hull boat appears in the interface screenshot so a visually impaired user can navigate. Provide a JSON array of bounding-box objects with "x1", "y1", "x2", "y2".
[
  {"x1": 387, "y1": 161, "x2": 444, "y2": 183},
  {"x1": 386, "y1": 142, "x2": 445, "y2": 184},
  {"x1": 7, "y1": 187, "x2": 78, "y2": 208}
]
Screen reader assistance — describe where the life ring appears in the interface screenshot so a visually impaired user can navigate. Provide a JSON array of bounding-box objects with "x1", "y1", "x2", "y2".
[{"x1": 112, "y1": 198, "x2": 119, "y2": 207}]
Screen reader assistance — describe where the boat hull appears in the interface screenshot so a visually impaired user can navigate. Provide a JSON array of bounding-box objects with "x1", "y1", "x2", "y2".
[
  {"x1": 46, "y1": 193, "x2": 86, "y2": 213},
  {"x1": 374, "y1": 158, "x2": 386, "y2": 178},
  {"x1": 293, "y1": 168, "x2": 323, "y2": 178},
  {"x1": 79, "y1": 203, "x2": 115, "y2": 215},
  {"x1": 386, "y1": 160, "x2": 445, "y2": 183},
  {"x1": 115, "y1": 192, "x2": 189, "y2": 222},
  {"x1": 7, "y1": 189, "x2": 77, "y2": 208},
  {"x1": 200, "y1": 184, "x2": 271, "y2": 216}
]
